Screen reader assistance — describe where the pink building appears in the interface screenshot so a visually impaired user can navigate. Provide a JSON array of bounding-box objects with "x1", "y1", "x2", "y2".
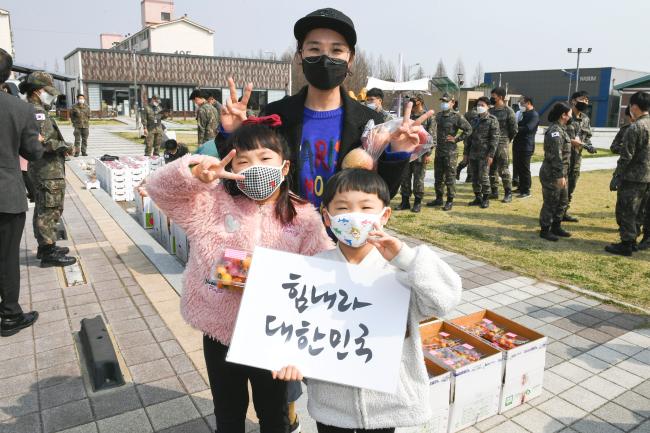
[
  {"x1": 141, "y1": 0, "x2": 174, "y2": 28},
  {"x1": 99, "y1": 33, "x2": 123, "y2": 50}
]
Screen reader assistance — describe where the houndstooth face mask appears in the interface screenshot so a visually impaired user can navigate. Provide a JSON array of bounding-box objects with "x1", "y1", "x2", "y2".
[{"x1": 235, "y1": 162, "x2": 286, "y2": 201}]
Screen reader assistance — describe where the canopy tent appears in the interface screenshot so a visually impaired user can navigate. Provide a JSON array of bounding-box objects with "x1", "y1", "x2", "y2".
[{"x1": 365, "y1": 77, "x2": 430, "y2": 93}]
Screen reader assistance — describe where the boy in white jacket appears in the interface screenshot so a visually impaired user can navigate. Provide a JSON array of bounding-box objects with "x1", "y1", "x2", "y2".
[{"x1": 274, "y1": 168, "x2": 462, "y2": 433}]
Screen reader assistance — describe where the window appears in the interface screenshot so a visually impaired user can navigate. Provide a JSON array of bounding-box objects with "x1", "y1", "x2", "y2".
[{"x1": 161, "y1": 12, "x2": 171, "y2": 21}]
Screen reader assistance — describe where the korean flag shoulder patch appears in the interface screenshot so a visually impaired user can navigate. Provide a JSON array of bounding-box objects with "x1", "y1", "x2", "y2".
[
  {"x1": 551, "y1": 131, "x2": 560, "y2": 138},
  {"x1": 35, "y1": 113, "x2": 46, "y2": 121}
]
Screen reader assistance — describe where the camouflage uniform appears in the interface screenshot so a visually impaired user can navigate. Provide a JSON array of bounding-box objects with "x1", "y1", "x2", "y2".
[
  {"x1": 566, "y1": 113, "x2": 592, "y2": 204},
  {"x1": 612, "y1": 114, "x2": 650, "y2": 243},
  {"x1": 70, "y1": 102, "x2": 90, "y2": 155},
  {"x1": 434, "y1": 110, "x2": 472, "y2": 200},
  {"x1": 399, "y1": 112, "x2": 436, "y2": 201},
  {"x1": 464, "y1": 113, "x2": 499, "y2": 195},
  {"x1": 28, "y1": 101, "x2": 72, "y2": 248},
  {"x1": 379, "y1": 109, "x2": 395, "y2": 122},
  {"x1": 197, "y1": 102, "x2": 219, "y2": 144},
  {"x1": 142, "y1": 102, "x2": 167, "y2": 156},
  {"x1": 539, "y1": 123, "x2": 571, "y2": 228},
  {"x1": 610, "y1": 123, "x2": 631, "y2": 154},
  {"x1": 458, "y1": 109, "x2": 479, "y2": 182},
  {"x1": 488, "y1": 105, "x2": 518, "y2": 194}
]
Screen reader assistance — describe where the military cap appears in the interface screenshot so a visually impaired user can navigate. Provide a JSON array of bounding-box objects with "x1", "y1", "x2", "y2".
[
  {"x1": 440, "y1": 93, "x2": 451, "y2": 102},
  {"x1": 27, "y1": 71, "x2": 60, "y2": 96},
  {"x1": 151, "y1": 94, "x2": 160, "y2": 100}
]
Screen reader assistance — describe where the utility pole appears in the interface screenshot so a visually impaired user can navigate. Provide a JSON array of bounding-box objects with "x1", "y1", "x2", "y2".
[
  {"x1": 567, "y1": 48, "x2": 592, "y2": 92},
  {"x1": 132, "y1": 49, "x2": 140, "y2": 130}
]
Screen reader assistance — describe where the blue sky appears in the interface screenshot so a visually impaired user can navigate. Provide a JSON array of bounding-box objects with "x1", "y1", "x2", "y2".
[{"x1": 4, "y1": 0, "x2": 649, "y2": 80}]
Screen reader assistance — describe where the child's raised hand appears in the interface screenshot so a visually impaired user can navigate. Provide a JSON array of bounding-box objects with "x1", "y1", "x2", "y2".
[
  {"x1": 367, "y1": 224, "x2": 403, "y2": 262},
  {"x1": 272, "y1": 365, "x2": 303, "y2": 381},
  {"x1": 190, "y1": 150, "x2": 245, "y2": 183},
  {"x1": 220, "y1": 77, "x2": 253, "y2": 133}
]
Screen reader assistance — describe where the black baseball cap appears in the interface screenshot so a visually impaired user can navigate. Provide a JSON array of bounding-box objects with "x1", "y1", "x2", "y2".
[{"x1": 294, "y1": 8, "x2": 357, "y2": 48}]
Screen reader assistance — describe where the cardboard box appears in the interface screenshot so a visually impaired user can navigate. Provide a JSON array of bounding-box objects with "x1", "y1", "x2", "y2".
[
  {"x1": 134, "y1": 193, "x2": 155, "y2": 229},
  {"x1": 159, "y1": 213, "x2": 175, "y2": 255},
  {"x1": 172, "y1": 223, "x2": 189, "y2": 263},
  {"x1": 420, "y1": 321, "x2": 503, "y2": 433},
  {"x1": 151, "y1": 204, "x2": 163, "y2": 242},
  {"x1": 425, "y1": 359, "x2": 451, "y2": 433},
  {"x1": 450, "y1": 310, "x2": 547, "y2": 413}
]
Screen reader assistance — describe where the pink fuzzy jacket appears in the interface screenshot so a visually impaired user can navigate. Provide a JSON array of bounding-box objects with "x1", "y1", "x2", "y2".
[{"x1": 145, "y1": 155, "x2": 334, "y2": 345}]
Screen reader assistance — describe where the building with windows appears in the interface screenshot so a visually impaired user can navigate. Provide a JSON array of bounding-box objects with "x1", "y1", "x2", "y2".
[
  {"x1": 614, "y1": 74, "x2": 650, "y2": 125},
  {"x1": 63, "y1": 48, "x2": 290, "y2": 116},
  {"x1": 484, "y1": 68, "x2": 648, "y2": 127}
]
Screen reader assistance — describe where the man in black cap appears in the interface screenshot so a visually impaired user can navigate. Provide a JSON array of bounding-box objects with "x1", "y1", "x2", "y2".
[
  {"x1": 205, "y1": 8, "x2": 432, "y2": 433},
  {"x1": 365, "y1": 87, "x2": 394, "y2": 122},
  {"x1": 162, "y1": 139, "x2": 188, "y2": 164}
]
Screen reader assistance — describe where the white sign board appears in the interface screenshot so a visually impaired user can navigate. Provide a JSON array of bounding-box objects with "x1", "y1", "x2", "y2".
[{"x1": 227, "y1": 247, "x2": 411, "y2": 394}]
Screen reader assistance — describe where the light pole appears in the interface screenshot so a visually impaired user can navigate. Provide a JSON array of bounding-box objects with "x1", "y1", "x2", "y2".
[
  {"x1": 406, "y1": 62, "x2": 420, "y2": 80},
  {"x1": 567, "y1": 48, "x2": 592, "y2": 92},
  {"x1": 132, "y1": 49, "x2": 140, "y2": 130},
  {"x1": 456, "y1": 72, "x2": 464, "y2": 106},
  {"x1": 560, "y1": 69, "x2": 575, "y2": 101}
]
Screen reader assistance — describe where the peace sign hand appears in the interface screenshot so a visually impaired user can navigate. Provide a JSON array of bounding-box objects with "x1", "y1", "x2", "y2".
[
  {"x1": 389, "y1": 101, "x2": 435, "y2": 153},
  {"x1": 220, "y1": 77, "x2": 254, "y2": 133},
  {"x1": 190, "y1": 150, "x2": 245, "y2": 183}
]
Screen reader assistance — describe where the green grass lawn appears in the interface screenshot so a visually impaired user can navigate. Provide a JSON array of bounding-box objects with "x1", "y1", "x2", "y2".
[
  {"x1": 387, "y1": 169, "x2": 650, "y2": 309},
  {"x1": 57, "y1": 118, "x2": 125, "y2": 126},
  {"x1": 114, "y1": 131, "x2": 199, "y2": 153},
  {"x1": 168, "y1": 118, "x2": 197, "y2": 125}
]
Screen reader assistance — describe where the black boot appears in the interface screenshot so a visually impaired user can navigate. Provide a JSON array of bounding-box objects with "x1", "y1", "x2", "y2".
[
  {"x1": 427, "y1": 194, "x2": 444, "y2": 207},
  {"x1": 411, "y1": 198, "x2": 422, "y2": 213},
  {"x1": 562, "y1": 213, "x2": 579, "y2": 223},
  {"x1": 81, "y1": 151, "x2": 88, "y2": 156},
  {"x1": 489, "y1": 187, "x2": 499, "y2": 200},
  {"x1": 605, "y1": 241, "x2": 634, "y2": 257},
  {"x1": 40, "y1": 245, "x2": 77, "y2": 268},
  {"x1": 396, "y1": 196, "x2": 410, "y2": 210},
  {"x1": 551, "y1": 222, "x2": 571, "y2": 238},
  {"x1": 540, "y1": 227, "x2": 559, "y2": 241},
  {"x1": 480, "y1": 194, "x2": 490, "y2": 209},
  {"x1": 37, "y1": 244, "x2": 70, "y2": 259},
  {"x1": 1, "y1": 312, "x2": 39, "y2": 337},
  {"x1": 469, "y1": 193, "x2": 482, "y2": 206},
  {"x1": 443, "y1": 200, "x2": 453, "y2": 211},
  {"x1": 638, "y1": 232, "x2": 650, "y2": 250},
  {"x1": 502, "y1": 188, "x2": 513, "y2": 203}
]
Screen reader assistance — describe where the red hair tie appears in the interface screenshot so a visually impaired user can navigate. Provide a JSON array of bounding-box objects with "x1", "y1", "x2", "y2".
[{"x1": 242, "y1": 114, "x2": 282, "y2": 128}]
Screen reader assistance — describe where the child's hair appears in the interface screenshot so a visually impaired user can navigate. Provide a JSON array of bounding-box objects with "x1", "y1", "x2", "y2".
[
  {"x1": 222, "y1": 123, "x2": 306, "y2": 225},
  {"x1": 322, "y1": 168, "x2": 390, "y2": 208}
]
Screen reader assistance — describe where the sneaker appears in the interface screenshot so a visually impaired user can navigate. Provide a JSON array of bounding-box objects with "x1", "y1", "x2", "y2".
[{"x1": 517, "y1": 192, "x2": 531, "y2": 199}]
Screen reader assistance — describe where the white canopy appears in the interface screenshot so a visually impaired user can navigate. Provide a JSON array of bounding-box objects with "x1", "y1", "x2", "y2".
[{"x1": 365, "y1": 77, "x2": 430, "y2": 92}]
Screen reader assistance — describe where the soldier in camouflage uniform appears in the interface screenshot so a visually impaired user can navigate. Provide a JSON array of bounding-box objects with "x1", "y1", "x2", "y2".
[
  {"x1": 564, "y1": 91, "x2": 597, "y2": 222},
  {"x1": 427, "y1": 93, "x2": 472, "y2": 211},
  {"x1": 538, "y1": 102, "x2": 573, "y2": 241},
  {"x1": 605, "y1": 91, "x2": 650, "y2": 256},
  {"x1": 610, "y1": 106, "x2": 634, "y2": 154},
  {"x1": 397, "y1": 94, "x2": 436, "y2": 213},
  {"x1": 488, "y1": 87, "x2": 517, "y2": 203},
  {"x1": 21, "y1": 72, "x2": 76, "y2": 267},
  {"x1": 463, "y1": 97, "x2": 499, "y2": 209},
  {"x1": 191, "y1": 89, "x2": 219, "y2": 144},
  {"x1": 457, "y1": 107, "x2": 479, "y2": 182},
  {"x1": 142, "y1": 95, "x2": 168, "y2": 156},
  {"x1": 70, "y1": 94, "x2": 90, "y2": 156}
]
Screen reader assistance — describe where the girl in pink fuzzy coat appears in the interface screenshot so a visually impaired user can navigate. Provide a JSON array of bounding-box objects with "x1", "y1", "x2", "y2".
[{"x1": 145, "y1": 116, "x2": 333, "y2": 433}]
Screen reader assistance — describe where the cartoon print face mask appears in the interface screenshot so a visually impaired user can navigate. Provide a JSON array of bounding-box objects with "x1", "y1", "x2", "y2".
[
  {"x1": 235, "y1": 162, "x2": 286, "y2": 201},
  {"x1": 327, "y1": 208, "x2": 388, "y2": 248}
]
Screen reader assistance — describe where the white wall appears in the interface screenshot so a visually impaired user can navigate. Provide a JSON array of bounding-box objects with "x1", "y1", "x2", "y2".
[
  {"x1": 149, "y1": 21, "x2": 213, "y2": 56},
  {"x1": 64, "y1": 52, "x2": 83, "y2": 107},
  {"x1": 0, "y1": 12, "x2": 13, "y2": 57}
]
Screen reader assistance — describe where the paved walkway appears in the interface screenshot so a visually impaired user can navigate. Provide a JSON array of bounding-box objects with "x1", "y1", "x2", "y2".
[{"x1": 0, "y1": 161, "x2": 648, "y2": 433}]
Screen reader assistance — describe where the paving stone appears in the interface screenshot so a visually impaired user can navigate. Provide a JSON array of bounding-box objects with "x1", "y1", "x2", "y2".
[
  {"x1": 179, "y1": 371, "x2": 208, "y2": 394},
  {"x1": 66, "y1": 293, "x2": 100, "y2": 307},
  {"x1": 157, "y1": 418, "x2": 212, "y2": 433},
  {"x1": 0, "y1": 372, "x2": 37, "y2": 399},
  {"x1": 632, "y1": 381, "x2": 650, "y2": 399},
  {"x1": 586, "y1": 344, "x2": 629, "y2": 365},
  {"x1": 31, "y1": 289, "x2": 63, "y2": 303},
  {"x1": 101, "y1": 297, "x2": 136, "y2": 312},
  {"x1": 168, "y1": 354, "x2": 196, "y2": 375},
  {"x1": 559, "y1": 385, "x2": 608, "y2": 412},
  {"x1": 619, "y1": 332, "x2": 650, "y2": 349},
  {"x1": 630, "y1": 420, "x2": 650, "y2": 433},
  {"x1": 473, "y1": 298, "x2": 502, "y2": 310},
  {"x1": 114, "y1": 330, "x2": 156, "y2": 350},
  {"x1": 491, "y1": 306, "x2": 522, "y2": 319},
  {"x1": 551, "y1": 361, "x2": 594, "y2": 383},
  {"x1": 0, "y1": 326, "x2": 33, "y2": 348},
  {"x1": 547, "y1": 341, "x2": 583, "y2": 360},
  {"x1": 35, "y1": 332, "x2": 74, "y2": 354},
  {"x1": 145, "y1": 396, "x2": 200, "y2": 431},
  {"x1": 0, "y1": 339, "x2": 34, "y2": 362},
  {"x1": 581, "y1": 375, "x2": 627, "y2": 400},
  {"x1": 32, "y1": 297, "x2": 66, "y2": 312},
  {"x1": 598, "y1": 366, "x2": 645, "y2": 390},
  {"x1": 57, "y1": 422, "x2": 98, "y2": 433},
  {"x1": 110, "y1": 318, "x2": 148, "y2": 335},
  {"x1": 570, "y1": 353, "x2": 613, "y2": 374},
  {"x1": 96, "y1": 408, "x2": 153, "y2": 433},
  {"x1": 36, "y1": 345, "x2": 78, "y2": 370},
  {"x1": 34, "y1": 317, "x2": 72, "y2": 338},
  {"x1": 121, "y1": 343, "x2": 165, "y2": 366},
  {"x1": 137, "y1": 376, "x2": 186, "y2": 406},
  {"x1": 104, "y1": 306, "x2": 141, "y2": 322},
  {"x1": 151, "y1": 326, "x2": 175, "y2": 342},
  {"x1": 160, "y1": 340, "x2": 184, "y2": 358},
  {"x1": 503, "y1": 402, "x2": 532, "y2": 418},
  {"x1": 511, "y1": 407, "x2": 564, "y2": 433},
  {"x1": 546, "y1": 352, "x2": 564, "y2": 369},
  {"x1": 0, "y1": 355, "x2": 36, "y2": 380},
  {"x1": 512, "y1": 315, "x2": 546, "y2": 330},
  {"x1": 474, "y1": 414, "x2": 507, "y2": 431},
  {"x1": 485, "y1": 420, "x2": 530, "y2": 433},
  {"x1": 0, "y1": 412, "x2": 42, "y2": 433},
  {"x1": 37, "y1": 361, "x2": 82, "y2": 388},
  {"x1": 40, "y1": 377, "x2": 87, "y2": 410},
  {"x1": 613, "y1": 390, "x2": 650, "y2": 418},
  {"x1": 543, "y1": 370, "x2": 575, "y2": 395},
  {"x1": 90, "y1": 385, "x2": 142, "y2": 420},
  {"x1": 567, "y1": 312, "x2": 603, "y2": 327},
  {"x1": 633, "y1": 349, "x2": 650, "y2": 365},
  {"x1": 538, "y1": 323, "x2": 573, "y2": 340},
  {"x1": 553, "y1": 317, "x2": 587, "y2": 333},
  {"x1": 42, "y1": 398, "x2": 93, "y2": 433},
  {"x1": 596, "y1": 322, "x2": 632, "y2": 339},
  {"x1": 129, "y1": 358, "x2": 175, "y2": 384},
  {"x1": 577, "y1": 327, "x2": 615, "y2": 345},
  {"x1": 572, "y1": 415, "x2": 625, "y2": 433},
  {"x1": 508, "y1": 301, "x2": 540, "y2": 315},
  {"x1": 0, "y1": 391, "x2": 39, "y2": 422},
  {"x1": 190, "y1": 390, "x2": 214, "y2": 417},
  {"x1": 561, "y1": 334, "x2": 600, "y2": 352},
  {"x1": 143, "y1": 315, "x2": 166, "y2": 330},
  {"x1": 616, "y1": 358, "x2": 650, "y2": 380},
  {"x1": 561, "y1": 299, "x2": 592, "y2": 312},
  {"x1": 526, "y1": 296, "x2": 556, "y2": 309},
  {"x1": 592, "y1": 402, "x2": 646, "y2": 432},
  {"x1": 534, "y1": 396, "x2": 587, "y2": 425}
]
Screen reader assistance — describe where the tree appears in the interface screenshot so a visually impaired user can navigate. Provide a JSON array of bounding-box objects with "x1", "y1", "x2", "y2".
[
  {"x1": 434, "y1": 59, "x2": 447, "y2": 78},
  {"x1": 345, "y1": 48, "x2": 371, "y2": 94},
  {"x1": 472, "y1": 62, "x2": 484, "y2": 86},
  {"x1": 453, "y1": 57, "x2": 465, "y2": 83},
  {"x1": 413, "y1": 65, "x2": 426, "y2": 80},
  {"x1": 376, "y1": 55, "x2": 396, "y2": 81},
  {"x1": 54, "y1": 59, "x2": 60, "y2": 73}
]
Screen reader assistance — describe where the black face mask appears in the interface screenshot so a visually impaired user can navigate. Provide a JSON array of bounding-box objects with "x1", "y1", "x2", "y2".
[
  {"x1": 302, "y1": 56, "x2": 348, "y2": 91},
  {"x1": 575, "y1": 101, "x2": 588, "y2": 112},
  {"x1": 489, "y1": 97, "x2": 496, "y2": 105}
]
